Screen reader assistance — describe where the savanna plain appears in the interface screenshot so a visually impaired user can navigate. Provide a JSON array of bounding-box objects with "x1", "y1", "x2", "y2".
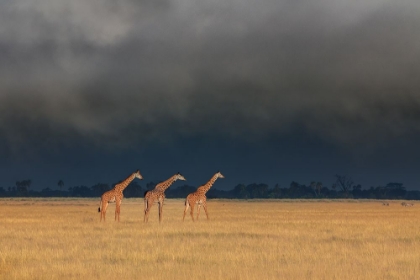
[{"x1": 0, "y1": 198, "x2": 419, "y2": 280}]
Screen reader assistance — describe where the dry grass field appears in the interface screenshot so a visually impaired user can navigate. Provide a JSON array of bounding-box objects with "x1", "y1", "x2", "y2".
[{"x1": 0, "y1": 198, "x2": 419, "y2": 280}]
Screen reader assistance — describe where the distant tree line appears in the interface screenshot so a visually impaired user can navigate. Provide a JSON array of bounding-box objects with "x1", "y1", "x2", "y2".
[{"x1": 0, "y1": 175, "x2": 419, "y2": 200}]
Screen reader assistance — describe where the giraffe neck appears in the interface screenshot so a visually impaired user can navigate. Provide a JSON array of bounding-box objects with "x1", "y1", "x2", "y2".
[
  {"x1": 199, "y1": 174, "x2": 219, "y2": 194},
  {"x1": 155, "y1": 175, "x2": 178, "y2": 192},
  {"x1": 114, "y1": 173, "x2": 136, "y2": 193}
]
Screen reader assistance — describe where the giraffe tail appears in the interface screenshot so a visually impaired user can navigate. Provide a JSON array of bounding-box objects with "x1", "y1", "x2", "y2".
[
  {"x1": 98, "y1": 199, "x2": 101, "y2": 213},
  {"x1": 184, "y1": 194, "x2": 191, "y2": 206}
]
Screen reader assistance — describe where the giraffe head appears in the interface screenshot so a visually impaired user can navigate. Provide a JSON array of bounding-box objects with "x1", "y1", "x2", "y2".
[
  {"x1": 175, "y1": 172, "x2": 186, "y2": 181},
  {"x1": 134, "y1": 170, "x2": 143, "y2": 180},
  {"x1": 216, "y1": 171, "x2": 225, "y2": 179}
]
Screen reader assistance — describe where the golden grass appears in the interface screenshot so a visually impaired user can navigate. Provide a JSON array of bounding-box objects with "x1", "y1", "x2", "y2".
[{"x1": 0, "y1": 198, "x2": 419, "y2": 279}]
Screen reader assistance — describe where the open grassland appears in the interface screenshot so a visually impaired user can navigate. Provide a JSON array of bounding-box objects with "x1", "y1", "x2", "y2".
[{"x1": 0, "y1": 198, "x2": 419, "y2": 280}]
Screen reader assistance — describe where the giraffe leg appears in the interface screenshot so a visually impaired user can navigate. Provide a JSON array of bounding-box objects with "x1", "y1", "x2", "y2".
[
  {"x1": 115, "y1": 200, "x2": 118, "y2": 221},
  {"x1": 144, "y1": 208, "x2": 149, "y2": 223},
  {"x1": 183, "y1": 200, "x2": 190, "y2": 221},
  {"x1": 158, "y1": 199, "x2": 164, "y2": 223},
  {"x1": 197, "y1": 204, "x2": 201, "y2": 220},
  {"x1": 115, "y1": 199, "x2": 121, "y2": 222},
  {"x1": 203, "y1": 202, "x2": 209, "y2": 220},
  {"x1": 144, "y1": 198, "x2": 154, "y2": 223},
  {"x1": 144, "y1": 199, "x2": 148, "y2": 222},
  {"x1": 98, "y1": 199, "x2": 102, "y2": 213},
  {"x1": 144, "y1": 201, "x2": 150, "y2": 223},
  {"x1": 99, "y1": 200, "x2": 104, "y2": 222},
  {"x1": 190, "y1": 202, "x2": 195, "y2": 222},
  {"x1": 158, "y1": 201, "x2": 161, "y2": 222},
  {"x1": 102, "y1": 202, "x2": 109, "y2": 222}
]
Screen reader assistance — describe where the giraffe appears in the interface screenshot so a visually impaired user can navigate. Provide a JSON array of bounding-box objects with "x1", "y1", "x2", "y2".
[
  {"x1": 183, "y1": 171, "x2": 224, "y2": 222},
  {"x1": 144, "y1": 172, "x2": 186, "y2": 223},
  {"x1": 98, "y1": 170, "x2": 143, "y2": 222}
]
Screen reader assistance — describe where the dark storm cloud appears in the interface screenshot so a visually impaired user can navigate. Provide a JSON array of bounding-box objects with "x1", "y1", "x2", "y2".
[{"x1": 1, "y1": 0, "x2": 420, "y2": 156}]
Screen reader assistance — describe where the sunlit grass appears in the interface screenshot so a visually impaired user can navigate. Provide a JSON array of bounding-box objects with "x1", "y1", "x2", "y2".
[{"x1": 0, "y1": 198, "x2": 419, "y2": 279}]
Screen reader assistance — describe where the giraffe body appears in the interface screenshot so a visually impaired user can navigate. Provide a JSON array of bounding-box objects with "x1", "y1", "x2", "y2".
[
  {"x1": 144, "y1": 173, "x2": 186, "y2": 223},
  {"x1": 183, "y1": 172, "x2": 224, "y2": 221},
  {"x1": 99, "y1": 170, "x2": 143, "y2": 222}
]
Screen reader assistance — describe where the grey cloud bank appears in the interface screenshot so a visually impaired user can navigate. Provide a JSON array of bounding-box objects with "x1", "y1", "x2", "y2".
[{"x1": 0, "y1": 0, "x2": 420, "y2": 189}]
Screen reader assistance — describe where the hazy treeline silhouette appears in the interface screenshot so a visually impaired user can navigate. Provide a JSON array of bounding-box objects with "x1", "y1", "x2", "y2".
[{"x1": 1, "y1": 175, "x2": 419, "y2": 200}]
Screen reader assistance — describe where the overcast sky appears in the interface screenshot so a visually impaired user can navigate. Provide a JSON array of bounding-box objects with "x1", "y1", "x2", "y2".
[{"x1": 1, "y1": 0, "x2": 420, "y2": 190}]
